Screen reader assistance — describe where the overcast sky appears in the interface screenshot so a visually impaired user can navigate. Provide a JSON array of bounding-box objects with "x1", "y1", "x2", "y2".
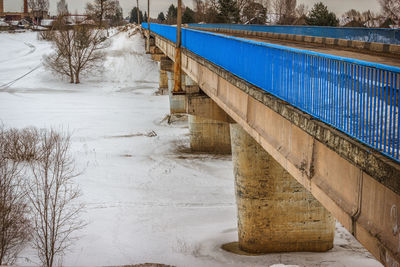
[{"x1": 4, "y1": 0, "x2": 381, "y2": 18}]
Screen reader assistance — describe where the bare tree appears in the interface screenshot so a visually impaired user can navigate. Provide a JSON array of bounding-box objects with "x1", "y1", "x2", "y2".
[
  {"x1": 379, "y1": 0, "x2": 400, "y2": 21},
  {"x1": 26, "y1": 129, "x2": 85, "y2": 267},
  {"x1": 28, "y1": 0, "x2": 49, "y2": 12},
  {"x1": 28, "y1": 0, "x2": 49, "y2": 24},
  {"x1": 193, "y1": 0, "x2": 205, "y2": 22},
  {"x1": 44, "y1": 18, "x2": 109, "y2": 84},
  {"x1": 86, "y1": 0, "x2": 120, "y2": 28},
  {"x1": 70, "y1": 26, "x2": 108, "y2": 83},
  {"x1": 242, "y1": 0, "x2": 268, "y2": 24},
  {"x1": 295, "y1": 3, "x2": 308, "y2": 18},
  {"x1": 0, "y1": 128, "x2": 31, "y2": 265},
  {"x1": 272, "y1": 0, "x2": 296, "y2": 24},
  {"x1": 56, "y1": 0, "x2": 68, "y2": 16}
]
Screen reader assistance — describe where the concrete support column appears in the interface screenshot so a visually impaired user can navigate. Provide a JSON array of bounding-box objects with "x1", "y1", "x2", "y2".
[
  {"x1": 158, "y1": 70, "x2": 168, "y2": 95},
  {"x1": 186, "y1": 90, "x2": 232, "y2": 154},
  {"x1": 230, "y1": 123, "x2": 335, "y2": 253},
  {"x1": 167, "y1": 71, "x2": 186, "y2": 114},
  {"x1": 189, "y1": 115, "x2": 231, "y2": 154}
]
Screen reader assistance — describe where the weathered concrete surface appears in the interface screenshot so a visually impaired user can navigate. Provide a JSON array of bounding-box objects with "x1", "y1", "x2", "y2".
[
  {"x1": 189, "y1": 115, "x2": 231, "y2": 154},
  {"x1": 167, "y1": 72, "x2": 186, "y2": 114},
  {"x1": 186, "y1": 93, "x2": 234, "y2": 123},
  {"x1": 158, "y1": 69, "x2": 169, "y2": 95},
  {"x1": 231, "y1": 123, "x2": 335, "y2": 253},
  {"x1": 152, "y1": 33, "x2": 400, "y2": 266},
  {"x1": 149, "y1": 45, "x2": 164, "y2": 62}
]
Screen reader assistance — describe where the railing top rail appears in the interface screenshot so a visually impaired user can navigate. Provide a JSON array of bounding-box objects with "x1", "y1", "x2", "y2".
[
  {"x1": 144, "y1": 23, "x2": 400, "y2": 73},
  {"x1": 188, "y1": 23, "x2": 400, "y2": 32},
  {"x1": 187, "y1": 23, "x2": 400, "y2": 45}
]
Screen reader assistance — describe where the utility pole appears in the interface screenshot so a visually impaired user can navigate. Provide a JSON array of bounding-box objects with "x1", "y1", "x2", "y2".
[
  {"x1": 146, "y1": 0, "x2": 150, "y2": 53},
  {"x1": 173, "y1": 0, "x2": 182, "y2": 93},
  {"x1": 136, "y1": 0, "x2": 140, "y2": 25}
]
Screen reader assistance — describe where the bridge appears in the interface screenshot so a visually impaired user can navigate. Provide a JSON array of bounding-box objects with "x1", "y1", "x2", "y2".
[{"x1": 143, "y1": 23, "x2": 400, "y2": 266}]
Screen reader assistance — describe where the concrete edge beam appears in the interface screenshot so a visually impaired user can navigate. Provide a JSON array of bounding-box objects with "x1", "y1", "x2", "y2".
[{"x1": 186, "y1": 93, "x2": 234, "y2": 123}]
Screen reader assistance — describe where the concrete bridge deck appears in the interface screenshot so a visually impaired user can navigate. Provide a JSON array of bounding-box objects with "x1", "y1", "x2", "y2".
[{"x1": 144, "y1": 24, "x2": 400, "y2": 267}]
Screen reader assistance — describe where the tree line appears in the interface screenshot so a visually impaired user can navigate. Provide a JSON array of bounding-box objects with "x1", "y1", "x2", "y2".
[{"x1": 131, "y1": 0, "x2": 399, "y2": 27}]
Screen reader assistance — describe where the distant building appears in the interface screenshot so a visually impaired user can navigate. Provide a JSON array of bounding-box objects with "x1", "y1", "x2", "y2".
[{"x1": 0, "y1": 0, "x2": 30, "y2": 20}]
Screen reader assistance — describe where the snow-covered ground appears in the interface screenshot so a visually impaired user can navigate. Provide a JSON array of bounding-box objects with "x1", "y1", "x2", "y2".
[{"x1": 0, "y1": 29, "x2": 383, "y2": 267}]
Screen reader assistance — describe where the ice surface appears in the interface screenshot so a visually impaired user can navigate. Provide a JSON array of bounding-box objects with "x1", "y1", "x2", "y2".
[{"x1": 0, "y1": 28, "x2": 382, "y2": 267}]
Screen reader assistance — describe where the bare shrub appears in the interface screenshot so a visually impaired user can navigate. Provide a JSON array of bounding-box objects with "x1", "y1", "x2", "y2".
[
  {"x1": 0, "y1": 160, "x2": 31, "y2": 265},
  {"x1": 0, "y1": 127, "x2": 31, "y2": 265},
  {"x1": 379, "y1": 0, "x2": 400, "y2": 21},
  {"x1": 38, "y1": 30, "x2": 55, "y2": 41},
  {"x1": 0, "y1": 126, "x2": 85, "y2": 267},
  {"x1": 25, "y1": 129, "x2": 85, "y2": 267},
  {"x1": 1, "y1": 127, "x2": 41, "y2": 162},
  {"x1": 44, "y1": 17, "x2": 109, "y2": 84}
]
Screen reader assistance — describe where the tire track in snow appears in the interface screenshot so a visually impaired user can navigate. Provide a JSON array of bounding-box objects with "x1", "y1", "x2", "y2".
[
  {"x1": 0, "y1": 37, "x2": 41, "y2": 90},
  {"x1": 0, "y1": 64, "x2": 42, "y2": 90},
  {"x1": 0, "y1": 37, "x2": 37, "y2": 64}
]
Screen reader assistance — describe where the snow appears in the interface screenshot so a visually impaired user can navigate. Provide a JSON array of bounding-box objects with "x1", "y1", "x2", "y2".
[
  {"x1": 41, "y1": 19, "x2": 54, "y2": 27},
  {"x1": 0, "y1": 28, "x2": 383, "y2": 267}
]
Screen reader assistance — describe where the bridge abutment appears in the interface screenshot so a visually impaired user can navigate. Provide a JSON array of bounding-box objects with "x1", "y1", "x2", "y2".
[{"x1": 230, "y1": 123, "x2": 335, "y2": 253}]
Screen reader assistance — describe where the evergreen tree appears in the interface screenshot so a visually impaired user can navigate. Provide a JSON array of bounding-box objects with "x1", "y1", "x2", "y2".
[
  {"x1": 130, "y1": 7, "x2": 144, "y2": 23},
  {"x1": 306, "y1": 2, "x2": 338, "y2": 26},
  {"x1": 217, "y1": 0, "x2": 240, "y2": 23},
  {"x1": 166, "y1": 4, "x2": 178, "y2": 24},
  {"x1": 143, "y1": 11, "x2": 148, "y2": 23},
  {"x1": 182, "y1": 7, "x2": 195, "y2": 24},
  {"x1": 157, "y1": 12, "x2": 166, "y2": 22}
]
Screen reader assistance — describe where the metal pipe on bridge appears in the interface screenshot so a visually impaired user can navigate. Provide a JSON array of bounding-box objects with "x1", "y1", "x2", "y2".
[
  {"x1": 146, "y1": 0, "x2": 150, "y2": 53},
  {"x1": 173, "y1": 0, "x2": 183, "y2": 93},
  {"x1": 136, "y1": 0, "x2": 140, "y2": 25}
]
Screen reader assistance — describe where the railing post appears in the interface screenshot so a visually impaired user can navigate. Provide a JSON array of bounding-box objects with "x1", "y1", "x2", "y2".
[{"x1": 173, "y1": 0, "x2": 183, "y2": 93}]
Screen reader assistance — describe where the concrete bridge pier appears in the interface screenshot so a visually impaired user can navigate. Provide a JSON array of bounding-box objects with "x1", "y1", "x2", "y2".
[
  {"x1": 186, "y1": 89, "x2": 232, "y2": 154},
  {"x1": 160, "y1": 56, "x2": 184, "y2": 113},
  {"x1": 145, "y1": 36, "x2": 155, "y2": 54},
  {"x1": 168, "y1": 72, "x2": 186, "y2": 114},
  {"x1": 158, "y1": 70, "x2": 168, "y2": 95},
  {"x1": 158, "y1": 56, "x2": 170, "y2": 95},
  {"x1": 230, "y1": 123, "x2": 335, "y2": 253}
]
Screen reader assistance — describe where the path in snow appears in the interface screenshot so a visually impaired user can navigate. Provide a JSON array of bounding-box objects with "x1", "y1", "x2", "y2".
[{"x1": 0, "y1": 29, "x2": 382, "y2": 267}]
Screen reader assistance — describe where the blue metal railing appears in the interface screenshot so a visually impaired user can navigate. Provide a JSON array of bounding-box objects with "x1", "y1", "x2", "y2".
[
  {"x1": 188, "y1": 24, "x2": 400, "y2": 45},
  {"x1": 144, "y1": 23, "x2": 400, "y2": 162}
]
